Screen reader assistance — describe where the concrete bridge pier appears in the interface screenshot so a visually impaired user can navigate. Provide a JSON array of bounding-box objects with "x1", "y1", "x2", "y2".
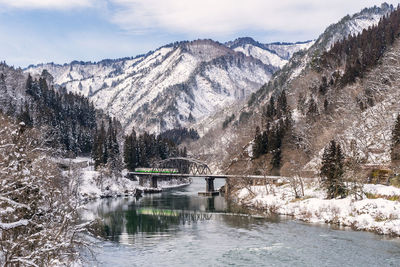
[
  {"x1": 206, "y1": 177, "x2": 215, "y2": 192},
  {"x1": 150, "y1": 176, "x2": 158, "y2": 188},
  {"x1": 199, "y1": 177, "x2": 219, "y2": 196}
]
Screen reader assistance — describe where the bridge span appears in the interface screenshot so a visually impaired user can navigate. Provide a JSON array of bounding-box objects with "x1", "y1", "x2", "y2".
[{"x1": 127, "y1": 157, "x2": 287, "y2": 196}]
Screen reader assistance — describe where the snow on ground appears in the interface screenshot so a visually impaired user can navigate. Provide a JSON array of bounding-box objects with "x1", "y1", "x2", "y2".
[
  {"x1": 76, "y1": 167, "x2": 138, "y2": 201},
  {"x1": 68, "y1": 158, "x2": 191, "y2": 202},
  {"x1": 235, "y1": 182, "x2": 400, "y2": 236},
  {"x1": 364, "y1": 184, "x2": 400, "y2": 197}
]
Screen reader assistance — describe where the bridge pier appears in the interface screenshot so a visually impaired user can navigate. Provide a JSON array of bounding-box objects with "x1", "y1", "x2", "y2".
[
  {"x1": 150, "y1": 176, "x2": 158, "y2": 188},
  {"x1": 206, "y1": 177, "x2": 215, "y2": 192},
  {"x1": 199, "y1": 177, "x2": 219, "y2": 196}
]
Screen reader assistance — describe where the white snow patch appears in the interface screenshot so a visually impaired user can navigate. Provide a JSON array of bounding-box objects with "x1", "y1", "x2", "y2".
[
  {"x1": 0, "y1": 219, "x2": 29, "y2": 230},
  {"x1": 235, "y1": 183, "x2": 400, "y2": 236}
]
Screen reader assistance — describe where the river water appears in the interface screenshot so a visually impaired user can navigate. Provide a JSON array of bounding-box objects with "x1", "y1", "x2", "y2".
[{"x1": 81, "y1": 178, "x2": 400, "y2": 266}]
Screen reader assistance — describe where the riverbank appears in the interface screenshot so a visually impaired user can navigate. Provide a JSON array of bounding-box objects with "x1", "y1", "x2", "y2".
[
  {"x1": 79, "y1": 178, "x2": 400, "y2": 266},
  {"x1": 234, "y1": 181, "x2": 400, "y2": 236},
  {"x1": 67, "y1": 158, "x2": 191, "y2": 202}
]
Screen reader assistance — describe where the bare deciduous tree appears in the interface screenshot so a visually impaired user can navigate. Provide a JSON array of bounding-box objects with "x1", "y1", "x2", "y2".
[{"x1": 0, "y1": 115, "x2": 87, "y2": 266}]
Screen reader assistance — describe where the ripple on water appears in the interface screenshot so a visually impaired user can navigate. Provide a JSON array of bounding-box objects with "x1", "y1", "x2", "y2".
[{"x1": 81, "y1": 179, "x2": 400, "y2": 267}]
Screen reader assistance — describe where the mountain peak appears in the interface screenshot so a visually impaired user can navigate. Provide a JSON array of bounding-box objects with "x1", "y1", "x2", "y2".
[{"x1": 225, "y1": 37, "x2": 260, "y2": 49}]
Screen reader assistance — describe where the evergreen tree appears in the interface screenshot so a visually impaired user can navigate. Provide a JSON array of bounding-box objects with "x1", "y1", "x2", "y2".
[
  {"x1": 252, "y1": 126, "x2": 263, "y2": 158},
  {"x1": 106, "y1": 118, "x2": 121, "y2": 172},
  {"x1": 0, "y1": 74, "x2": 7, "y2": 109},
  {"x1": 182, "y1": 146, "x2": 187, "y2": 157},
  {"x1": 17, "y1": 102, "x2": 33, "y2": 127},
  {"x1": 188, "y1": 112, "x2": 195, "y2": 122},
  {"x1": 25, "y1": 74, "x2": 33, "y2": 93},
  {"x1": 270, "y1": 125, "x2": 283, "y2": 170},
  {"x1": 320, "y1": 140, "x2": 347, "y2": 199},
  {"x1": 319, "y1": 76, "x2": 328, "y2": 95},
  {"x1": 391, "y1": 114, "x2": 400, "y2": 162},
  {"x1": 92, "y1": 121, "x2": 107, "y2": 169},
  {"x1": 277, "y1": 90, "x2": 288, "y2": 117},
  {"x1": 307, "y1": 98, "x2": 319, "y2": 119},
  {"x1": 324, "y1": 99, "x2": 329, "y2": 113},
  {"x1": 265, "y1": 96, "x2": 276, "y2": 119},
  {"x1": 124, "y1": 129, "x2": 138, "y2": 171}
]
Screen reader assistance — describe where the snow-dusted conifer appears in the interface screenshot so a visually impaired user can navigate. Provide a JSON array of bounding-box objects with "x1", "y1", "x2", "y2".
[{"x1": 320, "y1": 140, "x2": 347, "y2": 199}]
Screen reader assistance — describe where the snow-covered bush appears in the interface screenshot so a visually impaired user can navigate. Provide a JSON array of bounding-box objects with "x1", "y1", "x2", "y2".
[{"x1": 0, "y1": 115, "x2": 84, "y2": 266}]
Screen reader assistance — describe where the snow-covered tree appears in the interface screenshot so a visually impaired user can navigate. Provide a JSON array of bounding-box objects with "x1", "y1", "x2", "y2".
[
  {"x1": 320, "y1": 140, "x2": 347, "y2": 199},
  {"x1": 0, "y1": 114, "x2": 85, "y2": 266},
  {"x1": 391, "y1": 114, "x2": 400, "y2": 163}
]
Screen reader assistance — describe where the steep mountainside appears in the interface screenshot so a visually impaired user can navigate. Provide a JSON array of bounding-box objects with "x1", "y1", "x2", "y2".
[
  {"x1": 191, "y1": 3, "x2": 396, "y2": 173},
  {"x1": 241, "y1": 2, "x2": 393, "y2": 98},
  {"x1": 225, "y1": 37, "x2": 314, "y2": 68},
  {"x1": 0, "y1": 64, "x2": 100, "y2": 155},
  {"x1": 26, "y1": 40, "x2": 280, "y2": 134}
]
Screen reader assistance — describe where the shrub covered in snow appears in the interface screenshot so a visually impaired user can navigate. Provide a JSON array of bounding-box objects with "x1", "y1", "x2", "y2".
[{"x1": 0, "y1": 115, "x2": 85, "y2": 266}]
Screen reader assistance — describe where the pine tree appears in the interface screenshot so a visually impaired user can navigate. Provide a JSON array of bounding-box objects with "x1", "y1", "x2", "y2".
[
  {"x1": 92, "y1": 121, "x2": 107, "y2": 169},
  {"x1": 265, "y1": 96, "x2": 276, "y2": 120},
  {"x1": 319, "y1": 76, "x2": 328, "y2": 95},
  {"x1": 307, "y1": 98, "x2": 319, "y2": 120},
  {"x1": 106, "y1": 118, "x2": 121, "y2": 172},
  {"x1": 188, "y1": 112, "x2": 195, "y2": 122},
  {"x1": 17, "y1": 102, "x2": 33, "y2": 127},
  {"x1": 270, "y1": 125, "x2": 283, "y2": 170},
  {"x1": 0, "y1": 74, "x2": 7, "y2": 109},
  {"x1": 25, "y1": 74, "x2": 33, "y2": 93},
  {"x1": 391, "y1": 114, "x2": 400, "y2": 162},
  {"x1": 277, "y1": 90, "x2": 288, "y2": 117},
  {"x1": 182, "y1": 146, "x2": 187, "y2": 157},
  {"x1": 252, "y1": 126, "x2": 263, "y2": 158},
  {"x1": 124, "y1": 129, "x2": 138, "y2": 171},
  {"x1": 324, "y1": 99, "x2": 329, "y2": 113},
  {"x1": 320, "y1": 140, "x2": 347, "y2": 199}
]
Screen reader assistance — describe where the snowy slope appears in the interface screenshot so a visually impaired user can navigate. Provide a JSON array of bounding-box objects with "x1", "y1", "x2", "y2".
[
  {"x1": 192, "y1": 3, "x2": 396, "y2": 172},
  {"x1": 233, "y1": 44, "x2": 288, "y2": 68},
  {"x1": 267, "y1": 3, "x2": 395, "y2": 85},
  {"x1": 26, "y1": 40, "x2": 277, "y2": 134},
  {"x1": 226, "y1": 37, "x2": 314, "y2": 68},
  {"x1": 265, "y1": 41, "x2": 315, "y2": 60},
  {"x1": 313, "y1": 3, "x2": 394, "y2": 53}
]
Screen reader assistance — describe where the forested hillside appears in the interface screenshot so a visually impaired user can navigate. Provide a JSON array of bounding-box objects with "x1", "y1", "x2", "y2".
[
  {"x1": 0, "y1": 65, "x2": 98, "y2": 155},
  {"x1": 193, "y1": 3, "x2": 399, "y2": 176}
]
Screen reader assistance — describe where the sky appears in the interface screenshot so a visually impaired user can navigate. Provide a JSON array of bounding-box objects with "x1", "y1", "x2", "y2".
[{"x1": 0, "y1": 0, "x2": 398, "y2": 67}]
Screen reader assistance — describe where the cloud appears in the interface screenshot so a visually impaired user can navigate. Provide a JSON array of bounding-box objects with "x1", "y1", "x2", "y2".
[
  {"x1": 0, "y1": 0, "x2": 96, "y2": 10},
  {"x1": 108, "y1": 0, "x2": 398, "y2": 38}
]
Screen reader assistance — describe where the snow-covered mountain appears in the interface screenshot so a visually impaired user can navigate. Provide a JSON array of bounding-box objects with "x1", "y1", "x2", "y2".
[
  {"x1": 279, "y1": 3, "x2": 395, "y2": 82},
  {"x1": 191, "y1": 3, "x2": 397, "y2": 172},
  {"x1": 225, "y1": 37, "x2": 314, "y2": 68},
  {"x1": 26, "y1": 39, "x2": 282, "y2": 134}
]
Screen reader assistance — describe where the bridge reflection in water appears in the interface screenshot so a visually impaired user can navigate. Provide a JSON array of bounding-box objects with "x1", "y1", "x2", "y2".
[{"x1": 98, "y1": 197, "x2": 226, "y2": 244}]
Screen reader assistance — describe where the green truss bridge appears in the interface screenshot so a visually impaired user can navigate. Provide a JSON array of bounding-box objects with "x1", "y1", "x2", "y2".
[{"x1": 127, "y1": 157, "x2": 284, "y2": 196}]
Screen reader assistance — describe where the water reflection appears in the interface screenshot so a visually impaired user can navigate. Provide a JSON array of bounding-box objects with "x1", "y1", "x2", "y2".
[
  {"x1": 103, "y1": 208, "x2": 215, "y2": 242},
  {"x1": 81, "y1": 179, "x2": 400, "y2": 267}
]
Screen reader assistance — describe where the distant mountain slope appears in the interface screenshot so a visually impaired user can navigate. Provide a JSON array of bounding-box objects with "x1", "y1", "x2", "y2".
[
  {"x1": 0, "y1": 64, "x2": 99, "y2": 155},
  {"x1": 191, "y1": 3, "x2": 396, "y2": 173},
  {"x1": 26, "y1": 40, "x2": 280, "y2": 134},
  {"x1": 252, "y1": 2, "x2": 395, "y2": 103},
  {"x1": 225, "y1": 37, "x2": 314, "y2": 68}
]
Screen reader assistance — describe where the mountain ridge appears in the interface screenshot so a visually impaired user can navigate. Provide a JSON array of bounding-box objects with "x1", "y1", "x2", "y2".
[
  {"x1": 187, "y1": 2, "x2": 396, "y2": 173},
  {"x1": 25, "y1": 38, "x2": 309, "y2": 134}
]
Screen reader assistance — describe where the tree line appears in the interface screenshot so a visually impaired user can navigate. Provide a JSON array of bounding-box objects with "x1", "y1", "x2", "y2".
[
  {"x1": 91, "y1": 121, "x2": 192, "y2": 172},
  {"x1": 122, "y1": 129, "x2": 188, "y2": 171},
  {"x1": 321, "y1": 7, "x2": 400, "y2": 86},
  {"x1": 6, "y1": 71, "x2": 98, "y2": 155},
  {"x1": 252, "y1": 90, "x2": 292, "y2": 171}
]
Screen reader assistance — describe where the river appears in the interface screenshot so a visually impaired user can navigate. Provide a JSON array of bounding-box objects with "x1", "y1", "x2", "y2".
[{"x1": 81, "y1": 178, "x2": 400, "y2": 266}]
